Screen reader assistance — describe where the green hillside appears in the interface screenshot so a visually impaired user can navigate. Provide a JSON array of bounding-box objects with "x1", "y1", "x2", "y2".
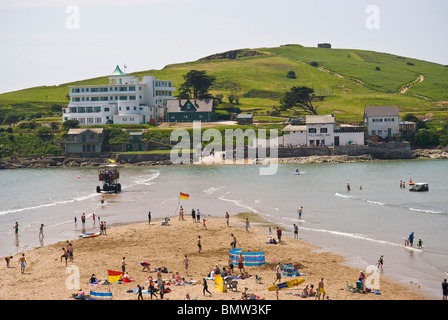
[{"x1": 1, "y1": 44, "x2": 447, "y2": 123}]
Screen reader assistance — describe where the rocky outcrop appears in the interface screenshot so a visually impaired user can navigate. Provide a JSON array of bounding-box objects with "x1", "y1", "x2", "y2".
[
  {"x1": 412, "y1": 148, "x2": 448, "y2": 159},
  {"x1": 199, "y1": 49, "x2": 264, "y2": 61}
]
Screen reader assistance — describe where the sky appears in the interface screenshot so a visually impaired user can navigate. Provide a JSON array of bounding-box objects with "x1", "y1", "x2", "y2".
[{"x1": 0, "y1": 0, "x2": 447, "y2": 94}]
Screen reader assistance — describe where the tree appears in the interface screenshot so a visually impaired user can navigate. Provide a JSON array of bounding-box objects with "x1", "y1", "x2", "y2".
[
  {"x1": 63, "y1": 119, "x2": 80, "y2": 129},
  {"x1": 279, "y1": 86, "x2": 319, "y2": 115},
  {"x1": 178, "y1": 70, "x2": 216, "y2": 99}
]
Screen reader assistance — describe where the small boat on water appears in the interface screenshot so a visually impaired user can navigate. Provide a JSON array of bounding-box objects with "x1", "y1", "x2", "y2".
[{"x1": 409, "y1": 183, "x2": 429, "y2": 192}]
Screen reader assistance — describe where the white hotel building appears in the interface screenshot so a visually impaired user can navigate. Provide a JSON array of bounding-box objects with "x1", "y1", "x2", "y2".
[{"x1": 62, "y1": 66, "x2": 176, "y2": 125}]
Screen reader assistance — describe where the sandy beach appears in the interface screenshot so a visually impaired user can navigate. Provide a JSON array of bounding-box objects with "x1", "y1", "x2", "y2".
[{"x1": 0, "y1": 213, "x2": 429, "y2": 301}]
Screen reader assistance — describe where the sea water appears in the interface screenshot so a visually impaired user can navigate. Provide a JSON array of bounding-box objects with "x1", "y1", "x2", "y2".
[{"x1": 0, "y1": 159, "x2": 447, "y2": 299}]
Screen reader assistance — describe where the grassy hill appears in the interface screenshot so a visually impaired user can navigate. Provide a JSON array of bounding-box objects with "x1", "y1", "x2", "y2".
[{"x1": 1, "y1": 44, "x2": 448, "y2": 123}]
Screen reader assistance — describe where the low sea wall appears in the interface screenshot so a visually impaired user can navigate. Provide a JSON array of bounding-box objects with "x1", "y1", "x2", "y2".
[{"x1": 274, "y1": 142, "x2": 413, "y2": 160}]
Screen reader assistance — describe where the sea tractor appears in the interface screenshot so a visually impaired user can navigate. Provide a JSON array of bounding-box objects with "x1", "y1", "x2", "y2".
[{"x1": 96, "y1": 164, "x2": 122, "y2": 193}]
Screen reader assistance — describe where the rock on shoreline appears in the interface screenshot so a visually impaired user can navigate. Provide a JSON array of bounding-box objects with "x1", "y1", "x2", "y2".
[{"x1": 0, "y1": 148, "x2": 447, "y2": 170}]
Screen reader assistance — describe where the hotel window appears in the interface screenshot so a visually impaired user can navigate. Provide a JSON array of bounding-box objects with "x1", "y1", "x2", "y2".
[
  {"x1": 104, "y1": 108, "x2": 110, "y2": 112},
  {"x1": 72, "y1": 88, "x2": 80, "y2": 93},
  {"x1": 126, "y1": 107, "x2": 130, "y2": 111},
  {"x1": 94, "y1": 107, "x2": 101, "y2": 113},
  {"x1": 119, "y1": 96, "x2": 128, "y2": 100},
  {"x1": 95, "y1": 118, "x2": 102, "y2": 123},
  {"x1": 91, "y1": 97, "x2": 99, "y2": 101},
  {"x1": 86, "y1": 107, "x2": 93, "y2": 113},
  {"x1": 320, "y1": 128, "x2": 328, "y2": 133},
  {"x1": 69, "y1": 107, "x2": 77, "y2": 113},
  {"x1": 308, "y1": 128, "x2": 317, "y2": 133},
  {"x1": 87, "y1": 118, "x2": 94, "y2": 124},
  {"x1": 100, "y1": 97, "x2": 108, "y2": 101},
  {"x1": 79, "y1": 118, "x2": 86, "y2": 124},
  {"x1": 78, "y1": 107, "x2": 86, "y2": 113},
  {"x1": 129, "y1": 96, "x2": 136, "y2": 100},
  {"x1": 129, "y1": 86, "x2": 135, "y2": 91},
  {"x1": 130, "y1": 118, "x2": 135, "y2": 122}
]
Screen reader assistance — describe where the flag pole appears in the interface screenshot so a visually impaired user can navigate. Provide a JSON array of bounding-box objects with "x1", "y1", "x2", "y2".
[{"x1": 174, "y1": 195, "x2": 180, "y2": 217}]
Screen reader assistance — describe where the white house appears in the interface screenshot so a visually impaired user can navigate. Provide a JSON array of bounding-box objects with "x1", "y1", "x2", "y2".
[
  {"x1": 363, "y1": 105, "x2": 400, "y2": 139},
  {"x1": 62, "y1": 65, "x2": 176, "y2": 125},
  {"x1": 253, "y1": 114, "x2": 364, "y2": 148}
]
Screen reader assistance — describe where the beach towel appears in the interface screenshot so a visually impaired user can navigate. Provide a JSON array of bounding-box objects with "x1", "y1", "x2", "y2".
[
  {"x1": 108, "y1": 270, "x2": 124, "y2": 283},
  {"x1": 90, "y1": 291, "x2": 113, "y2": 300}
]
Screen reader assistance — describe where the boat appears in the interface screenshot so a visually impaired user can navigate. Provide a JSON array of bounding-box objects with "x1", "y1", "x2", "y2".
[
  {"x1": 409, "y1": 183, "x2": 429, "y2": 192},
  {"x1": 96, "y1": 164, "x2": 122, "y2": 193}
]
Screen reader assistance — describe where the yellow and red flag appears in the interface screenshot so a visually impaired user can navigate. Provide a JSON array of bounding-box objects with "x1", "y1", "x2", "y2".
[
  {"x1": 108, "y1": 270, "x2": 124, "y2": 283},
  {"x1": 179, "y1": 192, "x2": 189, "y2": 200}
]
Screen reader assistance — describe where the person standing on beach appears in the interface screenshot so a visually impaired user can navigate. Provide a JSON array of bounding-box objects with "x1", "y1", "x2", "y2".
[
  {"x1": 293, "y1": 224, "x2": 298, "y2": 239},
  {"x1": 273, "y1": 262, "x2": 281, "y2": 284},
  {"x1": 184, "y1": 255, "x2": 190, "y2": 275},
  {"x1": 159, "y1": 281, "x2": 165, "y2": 300},
  {"x1": 230, "y1": 234, "x2": 237, "y2": 249},
  {"x1": 148, "y1": 212, "x2": 151, "y2": 225},
  {"x1": 316, "y1": 278, "x2": 326, "y2": 300},
  {"x1": 61, "y1": 247, "x2": 68, "y2": 266},
  {"x1": 202, "y1": 278, "x2": 212, "y2": 296},
  {"x1": 136, "y1": 284, "x2": 143, "y2": 300},
  {"x1": 225, "y1": 211, "x2": 230, "y2": 227},
  {"x1": 276, "y1": 227, "x2": 282, "y2": 243},
  {"x1": 378, "y1": 255, "x2": 384, "y2": 271},
  {"x1": 191, "y1": 209, "x2": 196, "y2": 222},
  {"x1": 68, "y1": 243, "x2": 74, "y2": 262},
  {"x1": 245, "y1": 218, "x2": 250, "y2": 232},
  {"x1": 196, "y1": 209, "x2": 201, "y2": 223},
  {"x1": 197, "y1": 236, "x2": 202, "y2": 253},
  {"x1": 81, "y1": 213, "x2": 86, "y2": 224},
  {"x1": 39, "y1": 224, "x2": 44, "y2": 238},
  {"x1": 13, "y1": 221, "x2": 18, "y2": 235},
  {"x1": 238, "y1": 253, "x2": 245, "y2": 275},
  {"x1": 442, "y1": 279, "x2": 448, "y2": 300},
  {"x1": 202, "y1": 218, "x2": 207, "y2": 230},
  {"x1": 122, "y1": 257, "x2": 126, "y2": 273},
  {"x1": 19, "y1": 254, "x2": 27, "y2": 274}
]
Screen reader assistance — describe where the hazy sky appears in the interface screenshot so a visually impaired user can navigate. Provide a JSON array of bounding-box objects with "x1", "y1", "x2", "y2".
[{"x1": 0, "y1": 0, "x2": 447, "y2": 94}]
